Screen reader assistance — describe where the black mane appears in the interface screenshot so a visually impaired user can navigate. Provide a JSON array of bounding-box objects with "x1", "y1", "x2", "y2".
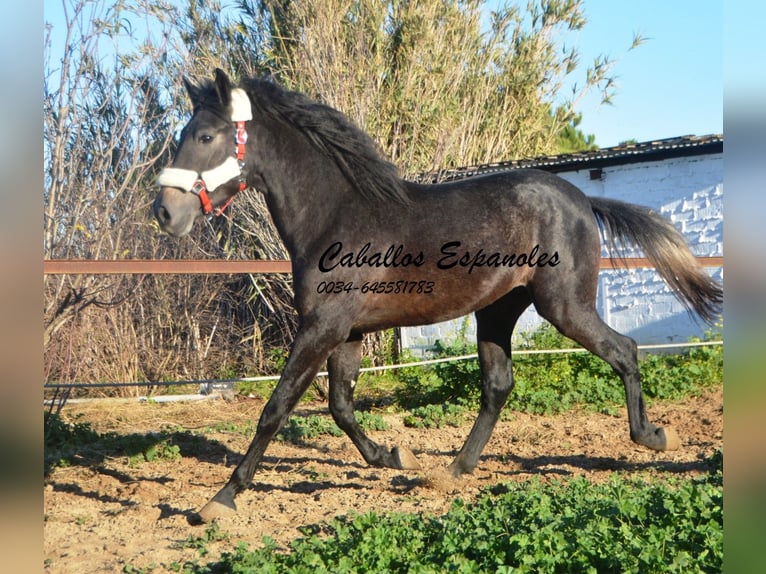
[{"x1": 238, "y1": 78, "x2": 411, "y2": 205}]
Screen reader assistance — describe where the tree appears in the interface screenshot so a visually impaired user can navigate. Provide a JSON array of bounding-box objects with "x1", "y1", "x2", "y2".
[
  {"x1": 44, "y1": 0, "x2": 300, "y2": 394},
  {"x1": 252, "y1": 0, "x2": 624, "y2": 173},
  {"x1": 556, "y1": 113, "x2": 598, "y2": 153},
  {"x1": 44, "y1": 0, "x2": 210, "y2": 390}
]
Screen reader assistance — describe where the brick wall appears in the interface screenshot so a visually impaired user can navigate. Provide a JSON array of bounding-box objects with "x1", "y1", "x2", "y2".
[{"x1": 400, "y1": 153, "x2": 723, "y2": 355}]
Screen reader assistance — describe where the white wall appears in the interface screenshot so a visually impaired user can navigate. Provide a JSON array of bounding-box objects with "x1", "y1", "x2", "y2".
[{"x1": 400, "y1": 153, "x2": 723, "y2": 354}]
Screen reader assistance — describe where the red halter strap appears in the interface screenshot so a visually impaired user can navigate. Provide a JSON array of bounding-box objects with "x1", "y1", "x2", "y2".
[{"x1": 189, "y1": 179, "x2": 214, "y2": 214}]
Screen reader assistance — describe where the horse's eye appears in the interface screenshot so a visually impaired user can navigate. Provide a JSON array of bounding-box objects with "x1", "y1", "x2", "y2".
[{"x1": 199, "y1": 135, "x2": 213, "y2": 144}]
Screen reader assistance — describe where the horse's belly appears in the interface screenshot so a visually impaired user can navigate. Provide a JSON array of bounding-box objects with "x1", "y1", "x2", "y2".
[{"x1": 352, "y1": 268, "x2": 529, "y2": 331}]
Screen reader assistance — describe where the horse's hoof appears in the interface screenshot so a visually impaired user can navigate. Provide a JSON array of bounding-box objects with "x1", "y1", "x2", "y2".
[
  {"x1": 393, "y1": 446, "x2": 421, "y2": 470},
  {"x1": 446, "y1": 460, "x2": 473, "y2": 478},
  {"x1": 659, "y1": 427, "x2": 681, "y2": 451},
  {"x1": 193, "y1": 498, "x2": 236, "y2": 524},
  {"x1": 423, "y1": 467, "x2": 459, "y2": 492}
]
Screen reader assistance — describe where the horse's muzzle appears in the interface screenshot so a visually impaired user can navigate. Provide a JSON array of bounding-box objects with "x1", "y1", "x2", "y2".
[{"x1": 153, "y1": 186, "x2": 198, "y2": 237}]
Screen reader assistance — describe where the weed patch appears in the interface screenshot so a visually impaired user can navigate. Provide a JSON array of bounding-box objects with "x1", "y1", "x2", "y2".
[
  {"x1": 200, "y1": 450, "x2": 722, "y2": 573},
  {"x1": 44, "y1": 412, "x2": 199, "y2": 472},
  {"x1": 403, "y1": 402, "x2": 468, "y2": 428},
  {"x1": 44, "y1": 412, "x2": 101, "y2": 474},
  {"x1": 395, "y1": 326, "x2": 722, "y2": 417},
  {"x1": 174, "y1": 523, "x2": 231, "y2": 558},
  {"x1": 277, "y1": 411, "x2": 389, "y2": 444}
]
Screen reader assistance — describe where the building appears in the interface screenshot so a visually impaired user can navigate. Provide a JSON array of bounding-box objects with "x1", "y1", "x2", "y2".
[{"x1": 401, "y1": 135, "x2": 724, "y2": 354}]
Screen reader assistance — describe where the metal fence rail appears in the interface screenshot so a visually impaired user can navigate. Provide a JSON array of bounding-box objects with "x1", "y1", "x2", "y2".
[
  {"x1": 44, "y1": 256, "x2": 723, "y2": 275},
  {"x1": 43, "y1": 259, "x2": 293, "y2": 274}
]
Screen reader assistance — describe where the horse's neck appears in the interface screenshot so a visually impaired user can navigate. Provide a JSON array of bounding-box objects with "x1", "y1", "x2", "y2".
[
  {"x1": 253, "y1": 122, "x2": 367, "y2": 258},
  {"x1": 262, "y1": 188, "x2": 334, "y2": 257}
]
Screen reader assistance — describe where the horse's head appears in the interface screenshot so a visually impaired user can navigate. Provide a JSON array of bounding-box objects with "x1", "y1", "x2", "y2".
[{"x1": 153, "y1": 69, "x2": 251, "y2": 237}]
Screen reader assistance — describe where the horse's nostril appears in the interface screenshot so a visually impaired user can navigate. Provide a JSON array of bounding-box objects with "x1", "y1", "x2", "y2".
[{"x1": 157, "y1": 205, "x2": 170, "y2": 224}]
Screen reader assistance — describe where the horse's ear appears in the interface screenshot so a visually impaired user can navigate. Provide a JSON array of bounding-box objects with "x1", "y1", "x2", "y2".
[
  {"x1": 214, "y1": 68, "x2": 232, "y2": 109},
  {"x1": 183, "y1": 76, "x2": 201, "y2": 108}
]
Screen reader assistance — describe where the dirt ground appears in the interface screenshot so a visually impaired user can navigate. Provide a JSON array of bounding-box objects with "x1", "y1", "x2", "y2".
[{"x1": 43, "y1": 386, "x2": 722, "y2": 573}]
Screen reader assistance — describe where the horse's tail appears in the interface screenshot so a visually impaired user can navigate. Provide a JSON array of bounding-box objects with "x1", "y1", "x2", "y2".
[{"x1": 589, "y1": 196, "x2": 722, "y2": 324}]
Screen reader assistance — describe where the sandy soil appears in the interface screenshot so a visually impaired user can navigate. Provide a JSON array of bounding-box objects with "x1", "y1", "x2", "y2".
[{"x1": 43, "y1": 386, "x2": 722, "y2": 573}]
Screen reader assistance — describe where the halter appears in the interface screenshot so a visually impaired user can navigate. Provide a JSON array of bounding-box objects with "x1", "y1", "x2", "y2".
[{"x1": 157, "y1": 88, "x2": 252, "y2": 216}]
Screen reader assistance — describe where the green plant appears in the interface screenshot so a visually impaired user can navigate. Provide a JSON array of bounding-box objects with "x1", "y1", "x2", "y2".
[
  {"x1": 403, "y1": 402, "x2": 468, "y2": 429},
  {"x1": 353, "y1": 411, "x2": 390, "y2": 432},
  {"x1": 44, "y1": 412, "x2": 102, "y2": 473},
  {"x1": 392, "y1": 325, "x2": 722, "y2": 417},
  {"x1": 277, "y1": 415, "x2": 344, "y2": 443},
  {"x1": 133, "y1": 437, "x2": 180, "y2": 467},
  {"x1": 277, "y1": 411, "x2": 390, "y2": 444},
  {"x1": 97, "y1": 432, "x2": 183, "y2": 468},
  {"x1": 639, "y1": 343, "x2": 723, "y2": 401},
  {"x1": 44, "y1": 412, "x2": 100, "y2": 453},
  {"x1": 394, "y1": 369, "x2": 446, "y2": 409},
  {"x1": 201, "y1": 420, "x2": 258, "y2": 436},
  {"x1": 44, "y1": 413, "x2": 201, "y2": 473},
  {"x1": 175, "y1": 523, "x2": 231, "y2": 558},
  {"x1": 206, "y1": 451, "x2": 722, "y2": 572}
]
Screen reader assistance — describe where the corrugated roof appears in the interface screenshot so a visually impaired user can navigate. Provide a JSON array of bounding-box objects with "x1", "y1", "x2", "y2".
[{"x1": 415, "y1": 134, "x2": 723, "y2": 183}]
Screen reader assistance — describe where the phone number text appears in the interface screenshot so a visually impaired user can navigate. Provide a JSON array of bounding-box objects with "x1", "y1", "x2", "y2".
[{"x1": 316, "y1": 280, "x2": 435, "y2": 295}]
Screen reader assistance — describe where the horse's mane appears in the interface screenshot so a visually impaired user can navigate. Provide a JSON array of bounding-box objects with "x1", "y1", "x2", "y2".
[{"x1": 237, "y1": 77, "x2": 411, "y2": 205}]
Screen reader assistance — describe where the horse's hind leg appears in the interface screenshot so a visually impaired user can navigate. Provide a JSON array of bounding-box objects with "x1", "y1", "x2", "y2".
[
  {"x1": 534, "y1": 295, "x2": 681, "y2": 452},
  {"x1": 448, "y1": 289, "x2": 531, "y2": 477},
  {"x1": 328, "y1": 336, "x2": 420, "y2": 470}
]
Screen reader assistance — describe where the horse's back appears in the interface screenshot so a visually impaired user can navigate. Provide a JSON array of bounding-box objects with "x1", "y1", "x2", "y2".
[{"x1": 411, "y1": 168, "x2": 591, "y2": 210}]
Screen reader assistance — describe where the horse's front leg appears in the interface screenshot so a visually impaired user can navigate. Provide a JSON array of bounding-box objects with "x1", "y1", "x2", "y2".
[
  {"x1": 193, "y1": 321, "x2": 348, "y2": 524},
  {"x1": 328, "y1": 336, "x2": 420, "y2": 471}
]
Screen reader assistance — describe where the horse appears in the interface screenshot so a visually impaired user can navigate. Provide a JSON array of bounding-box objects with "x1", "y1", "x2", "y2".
[{"x1": 153, "y1": 69, "x2": 722, "y2": 523}]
